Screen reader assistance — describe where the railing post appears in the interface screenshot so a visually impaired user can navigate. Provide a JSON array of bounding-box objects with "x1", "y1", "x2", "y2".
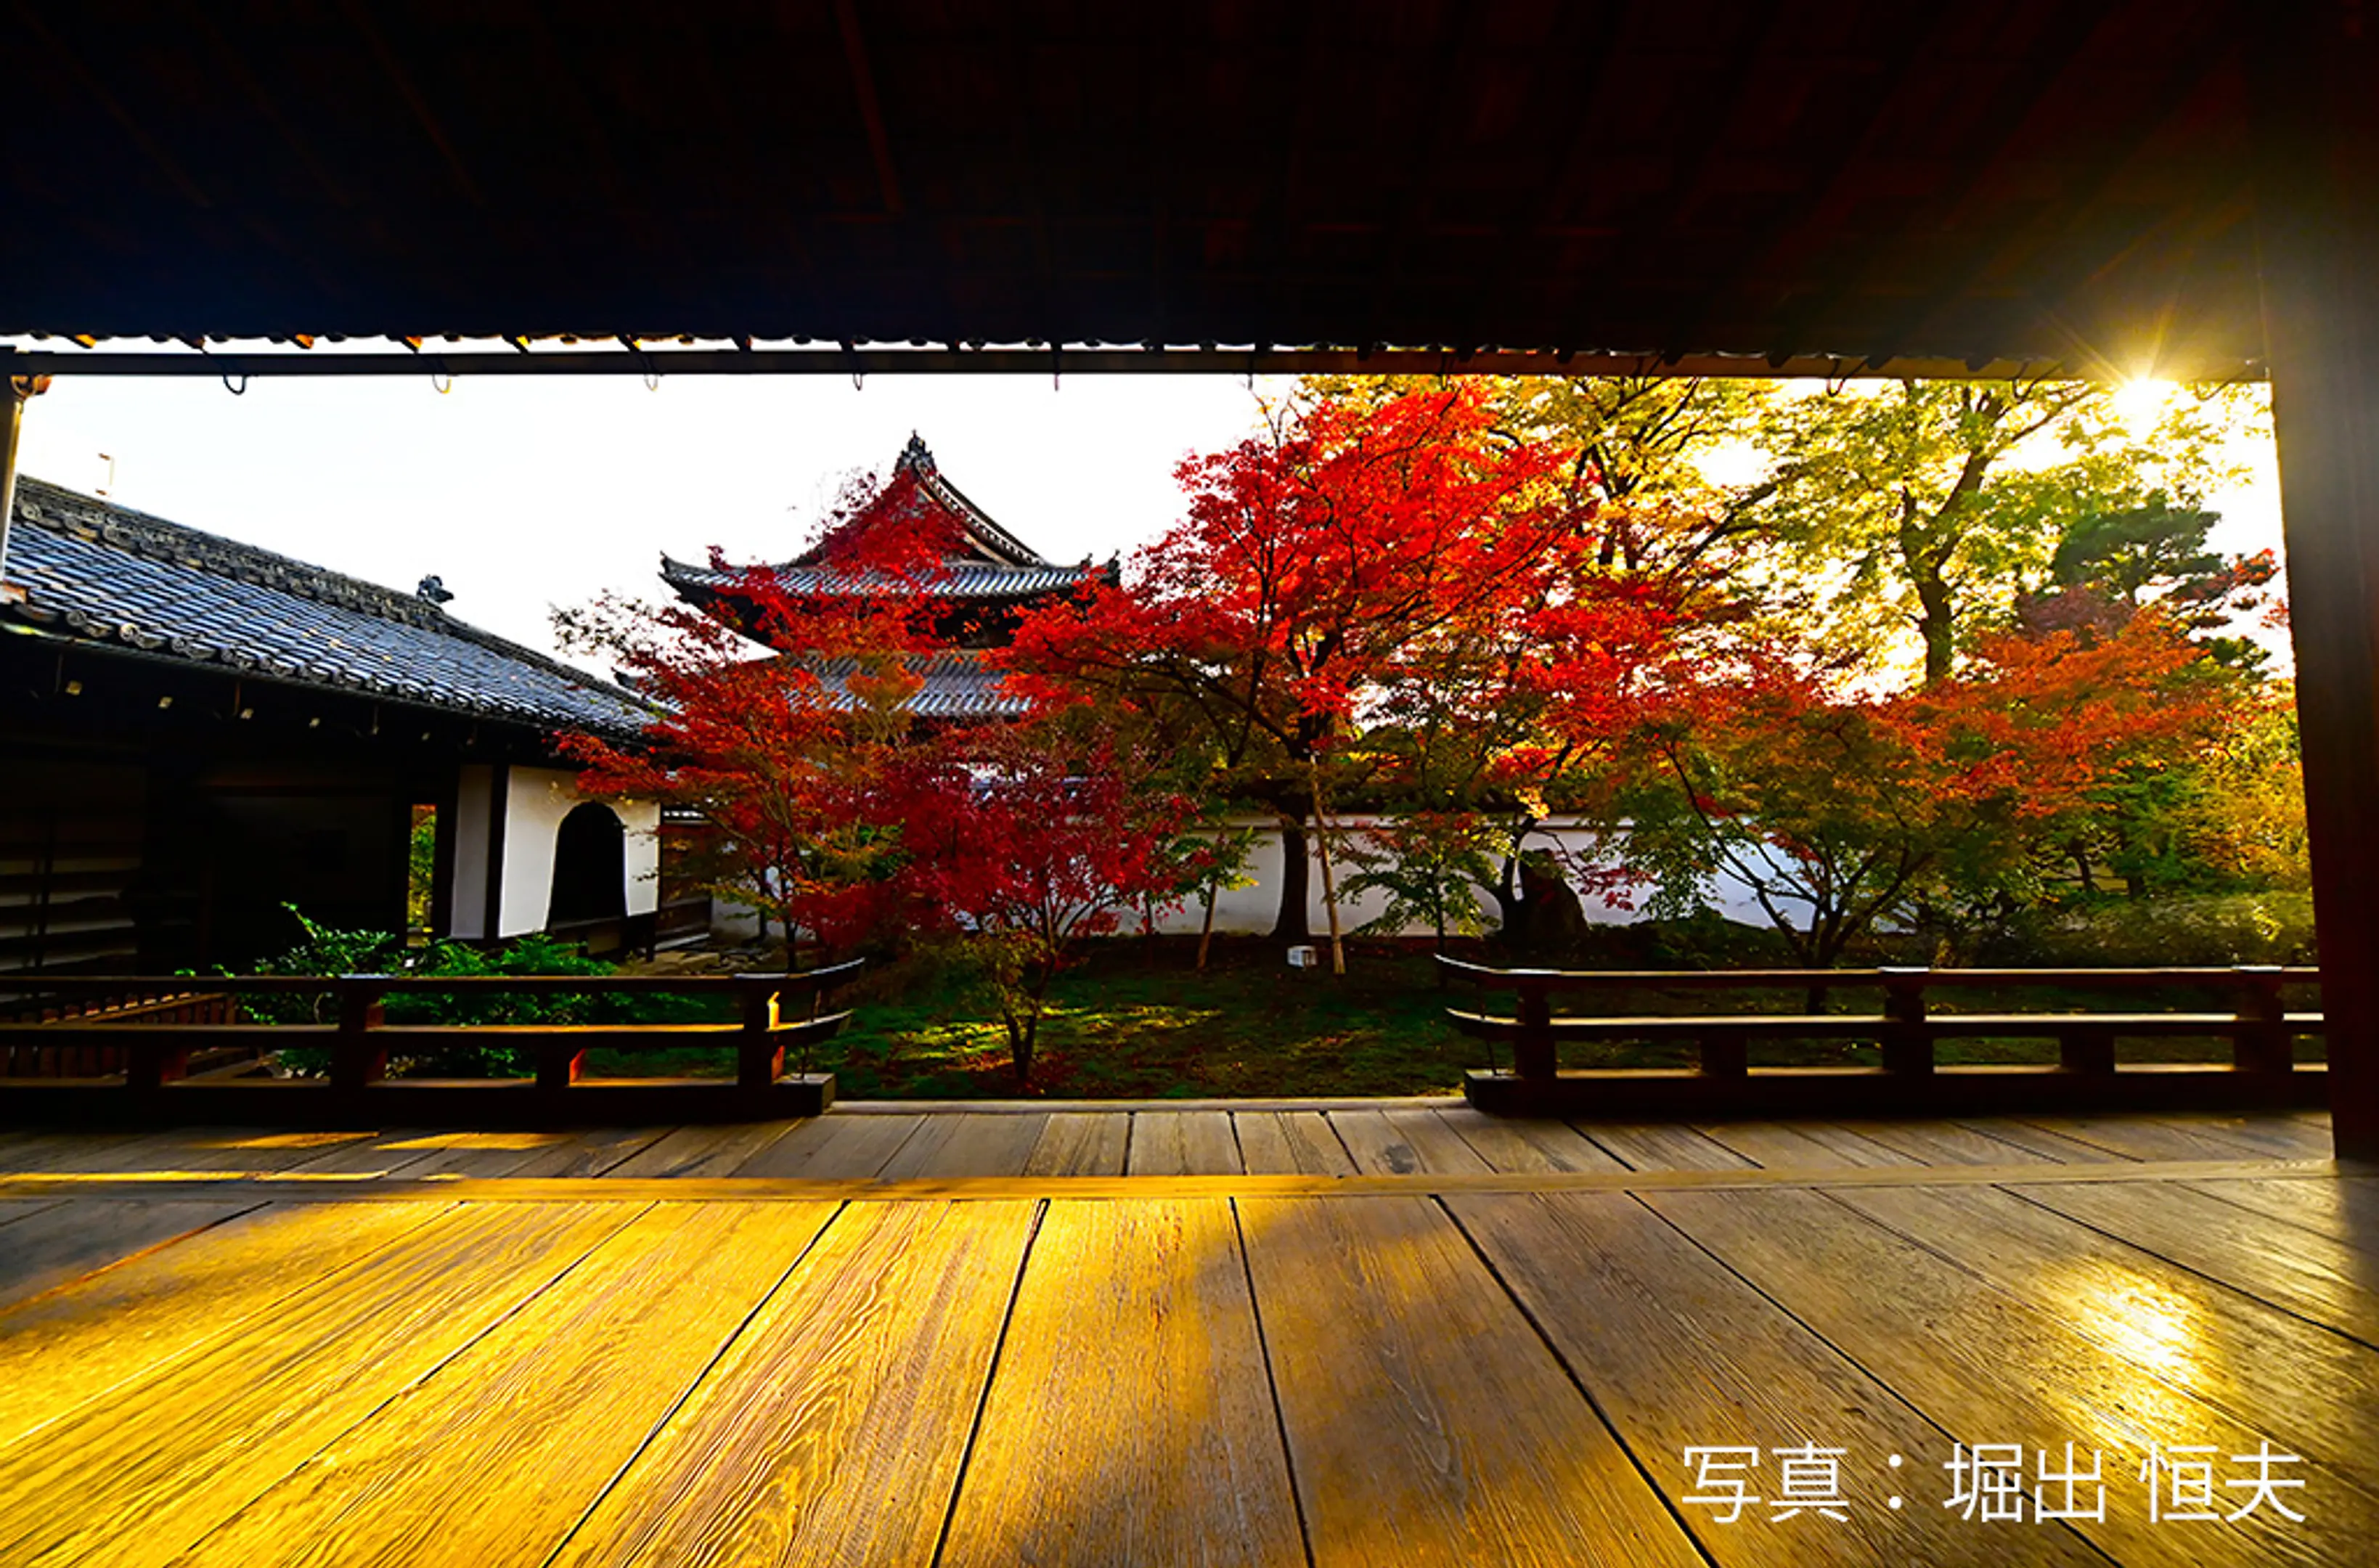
[
  {"x1": 332, "y1": 976, "x2": 388, "y2": 1091},
  {"x1": 536, "y1": 1041, "x2": 587, "y2": 1093},
  {"x1": 738, "y1": 976, "x2": 783, "y2": 1093},
  {"x1": 1879, "y1": 966, "x2": 1932, "y2": 1075},
  {"x1": 1512, "y1": 977, "x2": 1556, "y2": 1082},
  {"x1": 123, "y1": 1037, "x2": 187, "y2": 1093},
  {"x1": 2059, "y1": 1025, "x2": 2116, "y2": 1077},
  {"x1": 2233, "y1": 964, "x2": 2293, "y2": 1075},
  {"x1": 1698, "y1": 1033, "x2": 1747, "y2": 1078}
]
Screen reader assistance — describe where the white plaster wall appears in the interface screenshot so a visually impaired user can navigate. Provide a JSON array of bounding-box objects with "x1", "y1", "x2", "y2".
[
  {"x1": 1146, "y1": 814, "x2": 1775, "y2": 937},
  {"x1": 695, "y1": 812, "x2": 1777, "y2": 944},
  {"x1": 446, "y1": 763, "x2": 496, "y2": 940},
  {"x1": 497, "y1": 767, "x2": 660, "y2": 937}
]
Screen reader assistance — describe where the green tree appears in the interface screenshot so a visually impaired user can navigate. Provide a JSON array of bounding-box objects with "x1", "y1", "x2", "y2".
[{"x1": 1742, "y1": 379, "x2": 2257, "y2": 684}]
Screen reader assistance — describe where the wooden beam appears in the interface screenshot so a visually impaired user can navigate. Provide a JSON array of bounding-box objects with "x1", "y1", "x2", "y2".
[
  {"x1": 337, "y1": 0, "x2": 486, "y2": 208},
  {"x1": 0, "y1": 344, "x2": 2116, "y2": 380},
  {"x1": 833, "y1": 0, "x2": 903, "y2": 216},
  {"x1": 1672, "y1": 4, "x2": 2095, "y2": 362},
  {"x1": 2254, "y1": 9, "x2": 2379, "y2": 1161},
  {"x1": 481, "y1": 761, "x2": 509, "y2": 940},
  {"x1": 1789, "y1": 7, "x2": 2236, "y2": 366}
]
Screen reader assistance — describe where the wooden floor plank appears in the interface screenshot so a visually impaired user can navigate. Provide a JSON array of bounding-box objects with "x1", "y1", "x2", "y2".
[
  {"x1": 2181, "y1": 1175, "x2": 2379, "y2": 1249},
  {"x1": 176, "y1": 1201, "x2": 838, "y2": 1568},
  {"x1": 1020, "y1": 1112, "x2": 1131, "y2": 1176},
  {"x1": 1239, "y1": 1193, "x2": 1701, "y2": 1567},
  {"x1": 604, "y1": 1122, "x2": 802, "y2": 1178},
  {"x1": 1450, "y1": 1190, "x2": 2103, "y2": 1566},
  {"x1": 1949, "y1": 1118, "x2": 2141, "y2": 1163},
  {"x1": 0, "y1": 1198, "x2": 259, "y2": 1313},
  {"x1": 266, "y1": 1130, "x2": 460, "y2": 1178},
  {"x1": 1327, "y1": 1108, "x2": 1494, "y2": 1175},
  {"x1": 507, "y1": 1126, "x2": 674, "y2": 1177},
  {"x1": 2164, "y1": 1114, "x2": 2342, "y2": 1161},
  {"x1": 940, "y1": 1198, "x2": 1302, "y2": 1566},
  {"x1": 2010, "y1": 1115, "x2": 2288, "y2": 1164},
  {"x1": 1834, "y1": 1182, "x2": 2379, "y2": 1502},
  {"x1": 0, "y1": 1198, "x2": 60, "y2": 1230},
  {"x1": 356, "y1": 1128, "x2": 669, "y2": 1180},
  {"x1": 0, "y1": 1201, "x2": 647, "y2": 1568},
  {"x1": 1697, "y1": 1121, "x2": 1920, "y2": 1169},
  {"x1": 1233, "y1": 1111, "x2": 1357, "y2": 1175},
  {"x1": 366, "y1": 1130, "x2": 595, "y2": 1180},
  {"x1": 0, "y1": 1201, "x2": 457, "y2": 1450},
  {"x1": 1838, "y1": 1119, "x2": 2069, "y2": 1166},
  {"x1": 1649, "y1": 1185, "x2": 2377, "y2": 1566},
  {"x1": 1125, "y1": 1111, "x2": 1244, "y2": 1175},
  {"x1": 877, "y1": 1112, "x2": 1049, "y2": 1179},
  {"x1": 0, "y1": 1130, "x2": 171, "y2": 1173},
  {"x1": 553, "y1": 1200, "x2": 1036, "y2": 1568},
  {"x1": 1429, "y1": 1109, "x2": 1628, "y2": 1174},
  {"x1": 732, "y1": 1113, "x2": 922, "y2": 1178},
  {"x1": 23, "y1": 1127, "x2": 385, "y2": 1175},
  {"x1": 1575, "y1": 1122, "x2": 1757, "y2": 1171},
  {"x1": 2010, "y1": 1179, "x2": 2379, "y2": 1348}
]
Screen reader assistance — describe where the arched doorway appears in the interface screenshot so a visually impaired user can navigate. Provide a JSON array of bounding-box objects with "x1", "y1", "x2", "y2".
[{"x1": 547, "y1": 802, "x2": 627, "y2": 928}]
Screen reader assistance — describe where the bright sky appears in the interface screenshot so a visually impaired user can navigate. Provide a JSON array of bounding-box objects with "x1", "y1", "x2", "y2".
[
  {"x1": 8, "y1": 362, "x2": 2287, "y2": 671},
  {"x1": 9, "y1": 365, "x2": 1289, "y2": 663}
]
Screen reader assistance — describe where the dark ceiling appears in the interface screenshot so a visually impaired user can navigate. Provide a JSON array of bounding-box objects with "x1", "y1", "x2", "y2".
[{"x1": 0, "y1": 1, "x2": 2301, "y2": 377}]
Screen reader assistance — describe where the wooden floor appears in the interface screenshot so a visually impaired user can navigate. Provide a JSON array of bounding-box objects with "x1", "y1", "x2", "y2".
[{"x1": 0, "y1": 1106, "x2": 2367, "y2": 1565}]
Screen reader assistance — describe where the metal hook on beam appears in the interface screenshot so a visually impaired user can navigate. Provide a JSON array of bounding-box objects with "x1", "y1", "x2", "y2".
[{"x1": 222, "y1": 373, "x2": 248, "y2": 396}]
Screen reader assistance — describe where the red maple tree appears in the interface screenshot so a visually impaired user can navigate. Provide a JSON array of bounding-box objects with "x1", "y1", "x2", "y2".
[
  {"x1": 561, "y1": 502, "x2": 1193, "y2": 1082},
  {"x1": 1616, "y1": 613, "x2": 2238, "y2": 965},
  {"x1": 1005, "y1": 383, "x2": 1605, "y2": 966}
]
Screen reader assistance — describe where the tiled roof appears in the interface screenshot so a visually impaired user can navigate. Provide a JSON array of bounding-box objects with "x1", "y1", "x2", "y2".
[
  {"x1": 875, "y1": 435, "x2": 1050, "y2": 570},
  {"x1": 2, "y1": 477, "x2": 653, "y2": 738},
  {"x1": 658, "y1": 558, "x2": 1098, "y2": 600},
  {"x1": 668, "y1": 436, "x2": 1114, "y2": 610},
  {"x1": 809, "y1": 651, "x2": 1028, "y2": 719}
]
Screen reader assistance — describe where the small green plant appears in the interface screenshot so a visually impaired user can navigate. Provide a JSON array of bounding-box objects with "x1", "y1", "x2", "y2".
[{"x1": 236, "y1": 906, "x2": 715, "y2": 1079}]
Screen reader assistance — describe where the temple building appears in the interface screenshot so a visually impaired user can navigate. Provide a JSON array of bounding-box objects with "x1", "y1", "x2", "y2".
[
  {"x1": 658, "y1": 435, "x2": 1111, "y2": 719},
  {"x1": 1, "y1": 477, "x2": 677, "y2": 976}
]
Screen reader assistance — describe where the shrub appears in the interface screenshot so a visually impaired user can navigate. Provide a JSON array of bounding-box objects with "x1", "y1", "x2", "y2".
[
  {"x1": 1982, "y1": 892, "x2": 2317, "y2": 968},
  {"x1": 230, "y1": 907, "x2": 714, "y2": 1078}
]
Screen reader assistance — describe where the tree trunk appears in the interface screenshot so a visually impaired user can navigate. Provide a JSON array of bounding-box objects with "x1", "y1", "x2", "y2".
[
  {"x1": 1196, "y1": 883, "x2": 1219, "y2": 970},
  {"x1": 1007, "y1": 1013, "x2": 1034, "y2": 1085},
  {"x1": 1488, "y1": 852, "x2": 1525, "y2": 944},
  {"x1": 1313, "y1": 807, "x2": 1347, "y2": 976},
  {"x1": 1270, "y1": 812, "x2": 1314, "y2": 942},
  {"x1": 1914, "y1": 566, "x2": 1957, "y2": 685}
]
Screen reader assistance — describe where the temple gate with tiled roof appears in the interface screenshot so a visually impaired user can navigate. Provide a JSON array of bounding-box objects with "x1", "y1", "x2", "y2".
[{"x1": 661, "y1": 435, "x2": 1111, "y2": 720}]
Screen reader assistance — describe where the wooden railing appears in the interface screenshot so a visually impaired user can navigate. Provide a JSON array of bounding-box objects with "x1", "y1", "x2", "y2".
[
  {"x1": 1, "y1": 989, "x2": 240, "y2": 1077},
  {"x1": 0, "y1": 963, "x2": 860, "y2": 1124},
  {"x1": 1438, "y1": 956, "x2": 2325, "y2": 1116}
]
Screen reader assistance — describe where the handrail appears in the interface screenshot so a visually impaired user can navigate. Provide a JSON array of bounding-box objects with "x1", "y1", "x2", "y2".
[
  {"x1": 0, "y1": 960, "x2": 865, "y2": 1097},
  {"x1": 1432, "y1": 955, "x2": 2319, "y2": 989},
  {"x1": 1, "y1": 960, "x2": 863, "y2": 999},
  {"x1": 1436, "y1": 956, "x2": 2317, "y2": 1084}
]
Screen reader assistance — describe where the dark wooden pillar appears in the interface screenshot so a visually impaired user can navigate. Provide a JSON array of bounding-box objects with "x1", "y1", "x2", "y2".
[{"x1": 2255, "y1": 8, "x2": 2379, "y2": 1159}]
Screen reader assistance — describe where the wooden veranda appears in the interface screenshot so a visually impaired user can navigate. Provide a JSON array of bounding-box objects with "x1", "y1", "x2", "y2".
[
  {"x1": 7, "y1": 10, "x2": 2379, "y2": 1561},
  {"x1": 0, "y1": 1106, "x2": 2368, "y2": 1566},
  {"x1": 6, "y1": 0, "x2": 2378, "y2": 1156}
]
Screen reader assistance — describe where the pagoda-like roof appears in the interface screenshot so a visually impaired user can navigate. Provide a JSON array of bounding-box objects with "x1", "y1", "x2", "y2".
[
  {"x1": 660, "y1": 436, "x2": 1103, "y2": 602},
  {"x1": 810, "y1": 650, "x2": 1028, "y2": 721}
]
